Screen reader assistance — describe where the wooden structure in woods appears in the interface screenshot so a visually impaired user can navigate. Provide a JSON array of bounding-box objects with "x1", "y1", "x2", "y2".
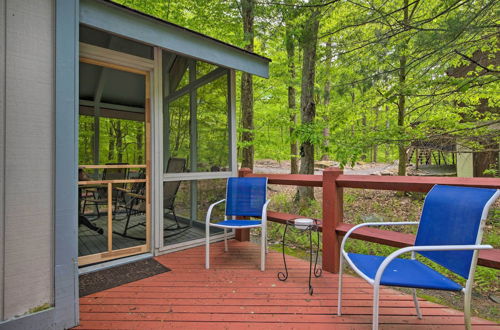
[{"x1": 448, "y1": 50, "x2": 499, "y2": 177}]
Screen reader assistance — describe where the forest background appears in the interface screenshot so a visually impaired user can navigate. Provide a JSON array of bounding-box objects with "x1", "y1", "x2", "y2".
[
  {"x1": 107, "y1": 0, "x2": 499, "y2": 186},
  {"x1": 89, "y1": 0, "x2": 499, "y2": 318}
]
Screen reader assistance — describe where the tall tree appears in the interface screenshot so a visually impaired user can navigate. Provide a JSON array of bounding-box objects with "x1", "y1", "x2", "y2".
[
  {"x1": 240, "y1": 0, "x2": 256, "y2": 169},
  {"x1": 396, "y1": 0, "x2": 409, "y2": 176},
  {"x1": 136, "y1": 124, "x2": 144, "y2": 164},
  {"x1": 320, "y1": 37, "x2": 333, "y2": 161},
  {"x1": 285, "y1": 20, "x2": 299, "y2": 174},
  {"x1": 296, "y1": 8, "x2": 320, "y2": 201}
]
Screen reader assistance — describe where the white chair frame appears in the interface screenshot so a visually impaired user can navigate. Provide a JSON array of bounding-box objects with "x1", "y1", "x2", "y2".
[
  {"x1": 338, "y1": 188, "x2": 499, "y2": 330},
  {"x1": 205, "y1": 199, "x2": 270, "y2": 271}
]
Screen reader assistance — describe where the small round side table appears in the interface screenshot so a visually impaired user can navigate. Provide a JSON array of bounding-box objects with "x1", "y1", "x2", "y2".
[{"x1": 277, "y1": 218, "x2": 322, "y2": 295}]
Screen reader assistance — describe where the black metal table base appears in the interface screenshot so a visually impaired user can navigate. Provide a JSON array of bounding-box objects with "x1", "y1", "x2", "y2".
[{"x1": 277, "y1": 220, "x2": 322, "y2": 295}]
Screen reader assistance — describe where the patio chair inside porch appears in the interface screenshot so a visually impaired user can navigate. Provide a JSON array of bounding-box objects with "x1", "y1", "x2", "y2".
[
  {"x1": 164, "y1": 157, "x2": 188, "y2": 232},
  {"x1": 81, "y1": 163, "x2": 129, "y2": 219},
  {"x1": 115, "y1": 168, "x2": 146, "y2": 239},
  {"x1": 205, "y1": 177, "x2": 270, "y2": 271},
  {"x1": 338, "y1": 184, "x2": 500, "y2": 330}
]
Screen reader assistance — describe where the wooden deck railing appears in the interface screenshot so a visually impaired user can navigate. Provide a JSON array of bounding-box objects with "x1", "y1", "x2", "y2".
[{"x1": 238, "y1": 167, "x2": 500, "y2": 273}]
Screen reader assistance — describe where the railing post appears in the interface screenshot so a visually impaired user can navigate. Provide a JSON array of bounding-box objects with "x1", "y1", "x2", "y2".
[
  {"x1": 322, "y1": 167, "x2": 343, "y2": 273},
  {"x1": 236, "y1": 168, "x2": 252, "y2": 241}
]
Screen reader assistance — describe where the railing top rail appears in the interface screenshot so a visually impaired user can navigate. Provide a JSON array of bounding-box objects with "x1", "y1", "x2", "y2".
[
  {"x1": 337, "y1": 174, "x2": 500, "y2": 192},
  {"x1": 79, "y1": 164, "x2": 147, "y2": 169},
  {"x1": 245, "y1": 173, "x2": 323, "y2": 187},
  {"x1": 78, "y1": 179, "x2": 146, "y2": 185},
  {"x1": 245, "y1": 171, "x2": 500, "y2": 191}
]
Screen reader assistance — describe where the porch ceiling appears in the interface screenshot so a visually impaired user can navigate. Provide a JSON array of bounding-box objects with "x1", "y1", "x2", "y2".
[
  {"x1": 79, "y1": 61, "x2": 146, "y2": 109},
  {"x1": 80, "y1": 0, "x2": 271, "y2": 78}
]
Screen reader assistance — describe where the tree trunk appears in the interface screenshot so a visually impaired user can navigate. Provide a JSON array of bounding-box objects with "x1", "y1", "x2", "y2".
[
  {"x1": 285, "y1": 23, "x2": 299, "y2": 174},
  {"x1": 240, "y1": 0, "x2": 255, "y2": 169},
  {"x1": 385, "y1": 106, "x2": 390, "y2": 161},
  {"x1": 108, "y1": 124, "x2": 114, "y2": 162},
  {"x1": 136, "y1": 124, "x2": 143, "y2": 164},
  {"x1": 321, "y1": 37, "x2": 333, "y2": 161},
  {"x1": 360, "y1": 114, "x2": 367, "y2": 161},
  {"x1": 115, "y1": 121, "x2": 123, "y2": 163},
  {"x1": 372, "y1": 107, "x2": 379, "y2": 162},
  {"x1": 296, "y1": 9, "x2": 320, "y2": 202},
  {"x1": 397, "y1": 0, "x2": 409, "y2": 176}
]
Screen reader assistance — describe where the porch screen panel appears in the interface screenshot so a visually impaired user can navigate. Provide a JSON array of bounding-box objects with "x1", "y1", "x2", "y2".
[
  {"x1": 197, "y1": 75, "x2": 229, "y2": 172},
  {"x1": 163, "y1": 179, "x2": 226, "y2": 246},
  {"x1": 168, "y1": 94, "x2": 191, "y2": 170},
  {"x1": 197, "y1": 179, "x2": 227, "y2": 224}
]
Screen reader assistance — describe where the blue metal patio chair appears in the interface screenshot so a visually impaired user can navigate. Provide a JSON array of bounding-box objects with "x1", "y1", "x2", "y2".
[
  {"x1": 205, "y1": 177, "x2": 270, "y2": 271},
  {"x1": 337, "y1": 185, "x2": 499, "y2": 330}
]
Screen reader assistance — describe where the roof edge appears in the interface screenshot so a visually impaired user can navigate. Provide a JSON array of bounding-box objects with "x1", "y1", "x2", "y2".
[{"x1": 100, "y1": 0, "x2": 271, "y2": 63}]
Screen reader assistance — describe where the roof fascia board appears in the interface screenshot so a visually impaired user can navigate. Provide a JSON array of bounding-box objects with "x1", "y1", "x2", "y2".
[{"x1": 79, "y1": 0, "x2": 269, "y2": 78}]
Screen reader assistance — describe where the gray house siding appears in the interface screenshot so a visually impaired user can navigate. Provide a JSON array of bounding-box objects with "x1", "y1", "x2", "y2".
[
  {"x1": 0, "y1": 0, "x2": 6, "y2": 321},
  {"x1": 2, "y1": 0, "x2": 54, "y2": 320}
]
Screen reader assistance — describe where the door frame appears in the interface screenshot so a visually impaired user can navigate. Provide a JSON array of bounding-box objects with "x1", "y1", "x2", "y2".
[{"x1": 78, "y1": 45, "x2": 154, "y2": 265}]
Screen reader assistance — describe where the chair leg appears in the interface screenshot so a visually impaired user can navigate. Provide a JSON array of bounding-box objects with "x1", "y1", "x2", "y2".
[
  {"x1": 412, "y1": 289, "x2": 422, "y2": 319},
  {"x1": 205, "y1": 222, "x2": 210, "y2": 269},
  {"x1": 372, "y1": 283, "x2": 380, "y2": 330},
  {"x1": 337, "y1": 253, "x2": 344, "y2": 316},
  {"x1": 265, "y1": 226, "x2": 268, "y2": 254},
  {"x1": 91, "y1": 191, "x2": 101, "y2": 218},
  {"x1": 122, "y1": 206, "x2": 133, "y2": 236},
  {"x1": 464, "y1": 288, "x2": 472, "y2": 330},
  {"x1": 260, "y1": 225, "x2": 266, "y2": 271},
  {"x1": 224, "y1": 228, "x2": 228, "y2": 252}
]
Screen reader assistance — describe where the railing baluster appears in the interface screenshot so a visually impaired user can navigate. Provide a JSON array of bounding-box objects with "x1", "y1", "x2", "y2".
[{"x1": 107, "y1": 182, "x2": 113, "y2": 252}]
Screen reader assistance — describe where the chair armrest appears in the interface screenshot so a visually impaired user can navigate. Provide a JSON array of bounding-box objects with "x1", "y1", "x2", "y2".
[
  {"x1": 373, "y1": 244, "x2": 493, "y2": 286},
  {"x1": 206, "y1": 199, "x2": 226, "y2": 225},
  {"x1": 126, "y1": 192, "x2": 145, "y2": 200},
  {"x1": 261, "y1": 200, "x2": 271, "y2": 223},
  {"x1": 341, "y1": 222, "x2": 419, "y2": 253}
]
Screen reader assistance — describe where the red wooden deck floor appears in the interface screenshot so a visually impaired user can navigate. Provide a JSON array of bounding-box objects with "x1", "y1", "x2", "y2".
[{"x1": 76, "y1": 241, "x2": 497, "y2": 329}]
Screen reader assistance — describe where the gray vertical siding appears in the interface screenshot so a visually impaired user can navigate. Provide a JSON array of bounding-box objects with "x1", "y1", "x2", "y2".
[
  {"x1": 0, "y1": 0, "x2": 6, "y2": 322},
  {"x1": 54, "y1": 0, "x2": 79, "y2": 327},
  {"x1": 3, "y1": 0, "x2": 54, "y2": 319}
]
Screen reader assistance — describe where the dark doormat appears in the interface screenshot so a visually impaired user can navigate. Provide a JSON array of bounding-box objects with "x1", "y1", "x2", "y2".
[{"x1": 79, "y1": 258, "x2": 170, "y2": 297}]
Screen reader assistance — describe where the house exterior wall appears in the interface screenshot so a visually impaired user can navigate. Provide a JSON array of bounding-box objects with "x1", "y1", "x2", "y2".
[
  {"x1": 1, "y1": 0, "x2": 54, "y2": 320},
  {"x1": 0, "y1": 0, "x2": 5, "y2": 322}
]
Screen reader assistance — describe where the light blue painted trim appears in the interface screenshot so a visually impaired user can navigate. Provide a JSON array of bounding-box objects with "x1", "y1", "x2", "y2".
[
  {"x1": 0, "y1": 0, "x2": 6, "y2": 321},
  {"x1": 54, "y1": 0, "x2": 79, "y2": 328},
  {"x1": 0, "y1": 308, "x2": 54, "y2": 330},
  {"x1": 189, "y1": 60, "x2": 198, "y2": 223},
  {"x1": 228, "y1": 70, "x2": 237, "y2": 174},
  {"x1": 80, "y1": 0, "x2": 269, "y2": 78}
]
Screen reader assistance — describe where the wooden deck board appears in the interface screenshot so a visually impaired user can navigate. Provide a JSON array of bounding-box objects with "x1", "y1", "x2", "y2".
[{"x1": 75, "y1": 241, "x2": 498, "y2": 329}]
